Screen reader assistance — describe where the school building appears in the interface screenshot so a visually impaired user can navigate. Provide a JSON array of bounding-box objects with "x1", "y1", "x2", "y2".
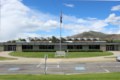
[{"x1": 0, "y1": 37, "x2": 120, "y2": 52}]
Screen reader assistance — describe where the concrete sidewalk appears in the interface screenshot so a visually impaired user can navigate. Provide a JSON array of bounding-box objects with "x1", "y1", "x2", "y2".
[
  {"x1": 0, "y1": 51, "x2": 61, "y2": 63},
  {"x1": 0, "y1": 51, "x2": 119, "y2": 63},
  {"x1": 62, "y1": 51, "x2": 119, "y2": 62}
]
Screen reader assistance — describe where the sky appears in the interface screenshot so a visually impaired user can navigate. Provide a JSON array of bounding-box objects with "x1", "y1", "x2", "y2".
[{"x1": 0, "y1": 0, "x2": 120, "y2": 42}]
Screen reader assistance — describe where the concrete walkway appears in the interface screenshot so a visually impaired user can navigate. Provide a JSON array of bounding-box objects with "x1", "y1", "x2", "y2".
[
  {"x1": 0, "y1": 51, "x2": 120, "y2": 63},
  {"x1": 0, "y1": 51, "x2": 61, "y2": 63}
]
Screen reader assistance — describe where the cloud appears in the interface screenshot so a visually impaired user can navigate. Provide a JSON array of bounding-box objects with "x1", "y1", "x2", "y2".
[
  {"x1": 77, "y1": 19, "x2": 86, "y2": 23},
  {"x1": 104, "y1": 13, "x2": 120, "y2": 34},
  {"x1": 87, "y1": 17, "x2": 97, "y2": 20},
  {"x1": 0, "y1": 0, "x2": 59, "y2": 42},
  {"x1": 62, "y1": 15, "x2": 108, "y2": 35},
  {"x1": 1, "y1": 0, "x2": 120, "y2": 42},
  {"x1": 104, "y1": 13, "x2": 120, "y2": 26},
  {"x1": 63, "y1": 20, "x2": 108, "y2": 34},
  {"x1": 111, "y1": 5, "x2": 120, "y2": 11},
  {"x1": 63, "y1": 3, "x2": 74, "y2": 7}
]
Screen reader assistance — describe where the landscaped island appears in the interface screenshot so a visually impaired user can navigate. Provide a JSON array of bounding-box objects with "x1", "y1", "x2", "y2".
[
  {"x1": 9, "y1": 52, "x2": 113, "y2": 58},
  {"x1": 0, "y1": 56, "x2": 17, "y2": 60}
]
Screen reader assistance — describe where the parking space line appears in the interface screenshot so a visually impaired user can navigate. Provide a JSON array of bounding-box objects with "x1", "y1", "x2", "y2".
[
  {"x1": 57, "y1": 65, "x2": 59, "y2": 68},
  {"x1": 103, "y1": 66, "x2": 120, "y2": 67},
  {"x1": 97, "y1": 66, "x2": 120, "y2": 67},
  {"x1": 43, "y1": 61, "x2": 57, "y2": 62},
  {"x1": 86, "y1": 62, "x2": 120, "y2": 64},
  {"x1": 37, "y1": 62, "x2": 42, "y2": 68},
  {"x1": 100, "y1": 66, "x2": 109, "y2": 73},
  {"x1": 40, "y1": 64, "x2": 59, "y2": 68}
]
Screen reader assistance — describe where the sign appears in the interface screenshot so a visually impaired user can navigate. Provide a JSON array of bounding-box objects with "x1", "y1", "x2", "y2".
[
  {"x1": 44, "y1": 55, "x2": 48, "y2": 60},
  {"x1": 55, "y1": 51, "x2": 66, "y2": 57},
  {"x1": 75, "y1": 67, "x2": 85, "y2": 70}
]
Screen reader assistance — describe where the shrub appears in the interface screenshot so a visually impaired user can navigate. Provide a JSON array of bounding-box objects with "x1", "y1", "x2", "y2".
[{"x1": 22, "y1": 49, "x2": 103, "y2": 52}]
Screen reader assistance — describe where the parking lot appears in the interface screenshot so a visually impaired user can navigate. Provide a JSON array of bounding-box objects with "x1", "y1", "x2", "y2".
[{"x1": 0, "y1": 61, "x2": 120, "y2": 74}]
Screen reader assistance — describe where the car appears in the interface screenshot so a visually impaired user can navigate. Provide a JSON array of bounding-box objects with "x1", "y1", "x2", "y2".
[{"x1": 116, "y1": 55, "x2": 120, "y2": 62}]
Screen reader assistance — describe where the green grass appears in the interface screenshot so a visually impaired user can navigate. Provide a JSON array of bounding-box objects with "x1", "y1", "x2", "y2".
[
  {"x1": 0, "y1": 56, "x2": 17, "y2": 60},
  {"x1": 0, "y1": 72, "x2": 120, "y2": 80},
  {"x1": 104, "y1": 56, "x2": 116, "y2": 58},
  {"x1": 9, "y1": 52, "x2": 113, "y2": 58}
]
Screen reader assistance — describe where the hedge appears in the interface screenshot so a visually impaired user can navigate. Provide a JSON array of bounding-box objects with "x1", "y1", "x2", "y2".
[{"x1": 23, "y1": 49, "x2": 103, "y2": 52}]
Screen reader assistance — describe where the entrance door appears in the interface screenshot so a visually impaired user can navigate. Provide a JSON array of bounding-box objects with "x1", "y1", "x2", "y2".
[
  {"x1": 8, "y1": 46, "x2": 12, "y2": 51},
  {"x1": 13, "y1": 46, "x2": 16, "y2": 51},
  {"x1": 8, "y1": 45, "x2": 16, "y2": 51},
  {"x1": 106, "y1": 46, "x2": 109, "y2": 51},
  {"x1": 106, "y1": 45, "x2": 114, "y2": 51}
]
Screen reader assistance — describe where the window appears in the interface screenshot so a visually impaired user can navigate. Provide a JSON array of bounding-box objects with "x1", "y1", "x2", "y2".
[
  {"x1": 39, "y1": 45, "x2": 47, "y2": 49},
  {"x1": 22, "y1": 45, "x2": 33, "y2": 49},
  {"x1": 67, "y1": 45, "x2": 73, "y2": 49},
  {"x1": 39, "y1": 45, "x2": 54, "y2": 49},
  {"x1": 48, "y1": 45, "x2": 54, "y2": 49},
  {"x1": 76, "y1": 45, "x2": 82, "y2": 49},
  {"x1": 89, "y1": 45, "x2": 100, "y2": 49}
]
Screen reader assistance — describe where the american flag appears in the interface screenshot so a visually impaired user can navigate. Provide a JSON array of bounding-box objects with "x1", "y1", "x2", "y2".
[{"x1": 60, "y1": 10, "x2": 62, "y2": 23}]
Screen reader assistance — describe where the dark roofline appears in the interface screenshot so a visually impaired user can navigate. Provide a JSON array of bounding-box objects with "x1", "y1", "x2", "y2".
[{"x1": 0, "y1": 42, "x2": 120, "y2": 45}]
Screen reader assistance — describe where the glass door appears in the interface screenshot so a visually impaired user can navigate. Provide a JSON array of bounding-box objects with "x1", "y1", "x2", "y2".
[
  {"x1": 106, "y1": 45, "x2": 114, "y2": 51},
  {"x1": 106, "y1": 45, "x2": 109, "y2": 51},
  {"x1": 13, "y1": 46, "x2": 16, "y2": 51},
  {"x1": 110, "y1": 45, "x2": 114, "y2": 51},
  {"x1": 8, "y1": 45, "x2": 16, "y2": 51}
]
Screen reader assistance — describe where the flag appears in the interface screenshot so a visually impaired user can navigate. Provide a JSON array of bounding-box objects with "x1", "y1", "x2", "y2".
[{"x1": 60, "y1": 10, "x2": 62, "y2": 23}]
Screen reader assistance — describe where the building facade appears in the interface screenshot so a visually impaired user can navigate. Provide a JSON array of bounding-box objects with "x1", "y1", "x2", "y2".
[{"x1": 0, "y1": 37, "x2": 120, "y2": 52}]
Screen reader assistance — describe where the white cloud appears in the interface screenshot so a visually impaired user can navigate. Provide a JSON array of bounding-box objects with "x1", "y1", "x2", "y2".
[
  {"x1": 63, "y1": 20, "x2": 108, "y2": 34},
  {"x1": 63, "y1": 3, "x2": 74, "y2": 7},
  {"x1": 1, "y1": 0, "x2": 120, "y2": 42},
  {"x1": 104, "y1": 13, "x2": 120, "y2": 34},
  {"x1": 61, "y1": 15, "x2": 108, "y2": 35},
  {"x1": 0, "y1": 0, "x2": 59, "y2": 42},
  {"x1": 87, "y1": 17, "x2": 97, "y2": 20},
  {"x1": 111, "y1": 5, "x2": 120, "y2": 11},
  {"x1": 104, "y1": 13, "x2": 120, "y2": 26},
  {"x1": 77, "y1": 19, "x2": 86, "y2": 23}
]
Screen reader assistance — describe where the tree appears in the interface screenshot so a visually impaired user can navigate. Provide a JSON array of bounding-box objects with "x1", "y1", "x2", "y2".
[
  {"x1": 61, "y1": 37, "x2": 65, "y2": 43},
  {"x1": 51, "y1": 36, "x2": 65, "y2": 43},
  {"x1": 18, "y1": 38, "x2": 26, "y2": 41},
  {"x1": 7, "y1": 40, "x2": 12, "y2": 43},
  {"x1": 51, "y1": 36, "x2": 57, "y2": 43},
  {"x1": 21, "y1": 39, "x2": 26, "y2": 41},
  {"x1": 12, "y1": 40, "x2": 16, "y2": 43}
]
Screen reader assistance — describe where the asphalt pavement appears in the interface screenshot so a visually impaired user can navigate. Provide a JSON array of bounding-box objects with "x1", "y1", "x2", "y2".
[{"x1": 0, "y1": 61, "x2": 120, "y2": 74}]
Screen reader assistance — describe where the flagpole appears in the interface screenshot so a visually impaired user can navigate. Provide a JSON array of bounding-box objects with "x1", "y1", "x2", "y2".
[
  {"x1": 60, "y1": 22, "x2": 61, "y2": 51},
  {"x1": 60, "y1": 9, "x2": 61, "y2": 51}
]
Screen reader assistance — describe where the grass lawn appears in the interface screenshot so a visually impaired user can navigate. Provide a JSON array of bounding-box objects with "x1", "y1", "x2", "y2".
[
  {"x1": 0, "y1": 72, "x2": 120, "y2": 80},
  {"x1": 9, "y1": 52, "x2": 113, "y2": 58},
  {"x1": 0, "y1": 56, "x2": 17, "y2": 60}
]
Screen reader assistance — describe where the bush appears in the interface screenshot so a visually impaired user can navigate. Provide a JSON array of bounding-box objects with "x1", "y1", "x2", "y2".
[{"x1": 23, "y1": 49, "x2": 103, "y2": 52}]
